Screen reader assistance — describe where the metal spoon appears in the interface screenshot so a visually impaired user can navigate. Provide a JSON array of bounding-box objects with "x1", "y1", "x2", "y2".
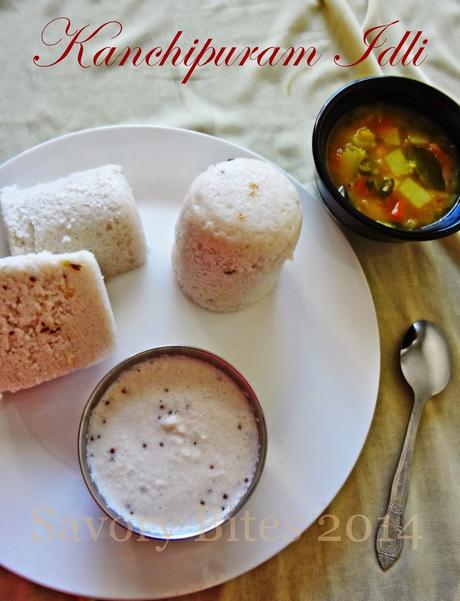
[{"x1": 376, "y1": 320, "x2": 451, "y2": 570}]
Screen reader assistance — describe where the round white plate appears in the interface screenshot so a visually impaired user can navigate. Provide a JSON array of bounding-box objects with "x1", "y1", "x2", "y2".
[{"x1": 0, "y1": 126, "x2": 380, "y2": 599}]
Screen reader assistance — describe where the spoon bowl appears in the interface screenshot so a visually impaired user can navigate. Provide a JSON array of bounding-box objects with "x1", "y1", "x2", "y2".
[{"x1": 401, "y1": 320, "x2": 452, "y2": 401}]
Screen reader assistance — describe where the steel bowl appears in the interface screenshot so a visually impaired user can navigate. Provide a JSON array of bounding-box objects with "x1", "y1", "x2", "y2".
[{"x1": 78, "y1": 346, "x2": 267, "y2": 541}]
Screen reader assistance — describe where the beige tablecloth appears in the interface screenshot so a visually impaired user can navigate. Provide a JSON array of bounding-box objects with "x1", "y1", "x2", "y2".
[{"x1": 1, "y1": 1, "x2": 459, "y2": 600}]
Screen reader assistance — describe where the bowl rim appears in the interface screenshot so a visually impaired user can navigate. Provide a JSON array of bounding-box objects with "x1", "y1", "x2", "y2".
[
  {"x1": 312, "y1": 75, "x2": 460, "y2": 241},
  {"x1": 78, "y1": 345, "x2": 268, "y2": 541}
]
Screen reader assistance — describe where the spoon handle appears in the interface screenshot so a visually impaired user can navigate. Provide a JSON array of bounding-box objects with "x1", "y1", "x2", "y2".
[{"x1": 376, "y1": 397, "x2": 425, "y2": 570}]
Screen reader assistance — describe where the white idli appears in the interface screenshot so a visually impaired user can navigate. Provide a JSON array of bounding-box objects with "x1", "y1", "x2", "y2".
[{"x1": 173, "y1": 157, "x2": 302, "y2": 312}]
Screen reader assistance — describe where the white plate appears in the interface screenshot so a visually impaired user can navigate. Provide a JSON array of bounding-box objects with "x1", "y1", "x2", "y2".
[{"x1": 0, "y1": 126, "x2": 380, "y2": 599}]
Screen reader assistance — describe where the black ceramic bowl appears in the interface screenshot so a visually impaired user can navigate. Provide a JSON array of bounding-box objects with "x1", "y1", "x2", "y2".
[{"x1": 312, "y1": 76, "x2": 460, "y2": 242}]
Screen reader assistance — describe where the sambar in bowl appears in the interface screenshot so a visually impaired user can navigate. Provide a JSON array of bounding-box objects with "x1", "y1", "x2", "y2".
[{"x1": 312, "y1": 76, "x2": 460, "y2": 242}]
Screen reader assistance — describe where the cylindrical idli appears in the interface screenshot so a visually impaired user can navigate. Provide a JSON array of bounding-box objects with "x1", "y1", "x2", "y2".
[
  {"x1": 173, "y1": 157, "x2": 302, "y2": 312},
  {"x1": 0, "y1": 165, "x2": 147, "y2": 279}
]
